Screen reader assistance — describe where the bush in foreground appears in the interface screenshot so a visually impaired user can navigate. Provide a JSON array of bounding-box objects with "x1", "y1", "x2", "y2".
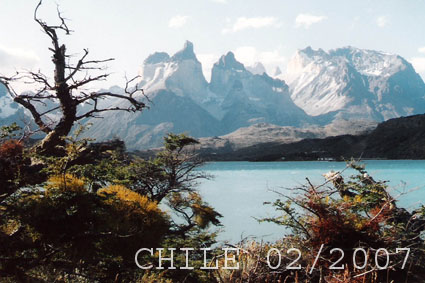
[
  {"x1": 216, "y1": 162, "x2": 425, "y2": 282},
  {"x1": 0, "y1": 128, "x2": 221, "y2": 282}
]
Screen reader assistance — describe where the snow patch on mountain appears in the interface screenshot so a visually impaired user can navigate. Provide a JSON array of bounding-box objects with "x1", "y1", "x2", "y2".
[
  {"x1": 273, "y1": 66, "x2": 282, "y2": 77},
  {"x1": 246, "y1": 62, "x2": 267, "y2": 75},
  {"x1": 330, "y1": 47, "x2": 405, "y2": 77},
  {"x1": 0, "y1": 84, "x2": 20, "y2": 119}
]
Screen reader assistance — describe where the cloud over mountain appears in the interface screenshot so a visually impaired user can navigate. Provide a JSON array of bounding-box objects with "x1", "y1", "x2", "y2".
[
  {"x1": 169, "y1": 15, "x2": 189, "y2": 28},
  {"x1": 295, "y1": 13, "x2": 327, "y2": 29},
  {"x1": 0, "y1": 44, "x2": 39, "y2": 69},
  {"x1": 222, "y1": 17, "x2": 281, "y2": 34}
]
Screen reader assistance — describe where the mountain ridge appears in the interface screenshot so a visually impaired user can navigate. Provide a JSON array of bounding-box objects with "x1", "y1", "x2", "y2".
[
  {"x1": 82, "y1": 42, "x2": 316, "y2": 148},
  {"x1": 1, "y1": 43, "x2": 425, "y2": 151}
]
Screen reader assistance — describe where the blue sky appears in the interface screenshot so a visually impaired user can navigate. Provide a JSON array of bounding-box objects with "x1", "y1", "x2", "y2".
[{"x1": 1, "y1": 0, "x2": 425, "y2": 89}]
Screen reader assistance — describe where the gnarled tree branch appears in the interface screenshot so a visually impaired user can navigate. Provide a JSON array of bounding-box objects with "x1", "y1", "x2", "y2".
[{"x1": 0, "y1": 0, "x2": 147, "y2": 155}]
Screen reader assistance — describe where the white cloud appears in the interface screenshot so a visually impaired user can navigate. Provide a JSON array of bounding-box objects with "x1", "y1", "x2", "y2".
[
  {"x1": 168, "y1": 15, "x2": 189, "y2": 29},
  {"x1": 418, "y1": 47, "x2": 425, "y2": 54},
  {"x1": 211, "y1": 0, "x2": 227, "y2": 3},
  {"x1": 197, "y1": 53, "x2": 220, "y2": 82},
  {"x1": 411, "y1": 57, "x2": 425, "y2": 73},
  {"x1": 376, "y1": 16, "x2": 389, "y2": 28},
  {"x1": 295, "y1": 13, "x2": 327, "y2": 29},
  {"x1": 411, "y1": 56, "x2": 425, "y2": 81},
  {"x1": 0, "y1": 44, "x2": 39, "y2": 70},
  {"x1": 0, "y1": 45, "x2": 41, "y2": 93},
  {"x1": 222, "y1": 17, "x2": 281, "y2": 34},
  {"x1": 234, "y1": 46, "x2": 286, "y2": 74}
]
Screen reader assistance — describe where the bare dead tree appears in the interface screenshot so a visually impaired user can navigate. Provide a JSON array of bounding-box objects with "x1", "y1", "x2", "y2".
[{"x1": 0, "y1": 0, "x2": 146, "y2": 155}]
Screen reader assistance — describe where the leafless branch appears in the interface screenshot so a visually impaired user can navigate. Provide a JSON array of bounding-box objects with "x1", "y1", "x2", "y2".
[
  {"x1": 69, "y1": 74, "x2": 110, "y2": 90},
  {"x1": 1, "y1": 1, "x2": 147, "y2": 155}
]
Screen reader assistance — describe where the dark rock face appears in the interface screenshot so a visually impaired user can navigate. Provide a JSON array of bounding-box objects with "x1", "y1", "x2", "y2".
[
  {"x1": 363, "y1": 114, "x2": 425, "y2": 158},
  {"x1": 198, "y1": 135, "x2": 367, "y2": 161}
]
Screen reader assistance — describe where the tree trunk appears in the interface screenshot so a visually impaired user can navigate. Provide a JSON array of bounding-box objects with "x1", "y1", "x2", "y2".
[{"x1": 36, "y1": 44, "x2": 77, "y2": 155}]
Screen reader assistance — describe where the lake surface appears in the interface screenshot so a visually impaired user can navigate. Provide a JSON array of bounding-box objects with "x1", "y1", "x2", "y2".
[{"x1": 197, "y1": 160, "x2": 425, "y2": 243}]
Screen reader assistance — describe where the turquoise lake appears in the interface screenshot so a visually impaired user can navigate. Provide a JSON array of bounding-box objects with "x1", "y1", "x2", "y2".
[{"x1": 197, "y1": 160, "x2": 425, "y2": 243}]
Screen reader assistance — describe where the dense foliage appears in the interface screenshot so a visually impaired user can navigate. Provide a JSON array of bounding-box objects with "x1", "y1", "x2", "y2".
[{"x1": 0, "y1": 126, "x2": 221, "y2": 282}]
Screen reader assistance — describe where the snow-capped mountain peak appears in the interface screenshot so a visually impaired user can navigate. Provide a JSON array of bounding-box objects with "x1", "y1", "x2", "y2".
[
  {"x1": 216, "y1": 52, "x2": 245, "y2": 71},
  {"x1": 286, "y1": 46, "x2": 425, "y2": 120},
  {"x1": 138, "y1": 41, "x2": 208, "y2": 102},
  {"x1": 171, "y1": 40, "x2": 197, "y2": 62},
  {"x1": 143, "y1": 52, "x2": 170, "y2": 65}
]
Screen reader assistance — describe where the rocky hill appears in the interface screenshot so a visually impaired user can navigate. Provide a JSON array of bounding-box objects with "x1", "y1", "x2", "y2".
[{"x1": 196, "y1": 114, "x2": 425, "y2": 161}]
